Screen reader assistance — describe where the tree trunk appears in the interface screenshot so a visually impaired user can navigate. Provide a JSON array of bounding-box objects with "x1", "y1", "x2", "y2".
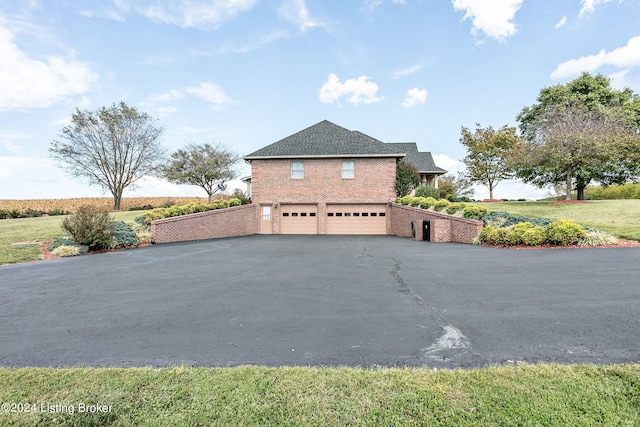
[
  {"x1": 489, "y1": 185, "x2": 494, "y2": 200},
  {"x1": 565, "y1": 164, "x2": 573, "y2": 201},
  {"x1": 112, "y1": 188, "x2": 123, "y2": 212},
  {"x1": 576, "y1": 183, "x2": 585, "y2": 201},
  {"x1": 207, "y1": 193, "x2": 212, "y2": 204}
]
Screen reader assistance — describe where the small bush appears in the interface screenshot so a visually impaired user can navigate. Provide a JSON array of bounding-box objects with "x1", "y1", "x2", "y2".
[
  {"x1": 481, "y1": 211, "x2": 554, "y2": 228},
  {"x1": 48, "y1": 238, "x2": 88, "y2": 254},
  {"x1": 463, "y1": 205, "x2": 488, "y2": 220},
  {"x1": 19, "y1": 209, "x2": 43, "y2": 218},
  {"x1": 128, "y1": 204, "x2": 154, "y2": 211},
  {"x1": 47, "y1": 208, "x2": 67, "y2": 216},
  {"x1": 52, "y1": 245, "x2": 81, "y2": 257},
  {"x1": 433, "y1": 199, "x2": 450, "y2": 212},
  {"x1": 414, "y1": 186, "x2": 440, "y2": 199},
  {"x1": 578, "y1": 231, "x2": 619, "y2": 247},
  {"x1": 111, "y1": 221, "x2": 139, "y2": 248},
  {"x1": 544, "y1": 220, "x2": 587, "y2": 246},
  {"x1": 419, "y1": 197, "x2": 438, "y2": 210},
  {"x1": 0, "y1": 210, "x2": 10, "y2": 219},
  {"x1": 522, "y1": 226, "x2": 547, "y2": 246},
  {"x1": 136, "y1": 232, "x2": 152, "y2": 243},
  {"x1": 396, "y1": 195, "x2": 413, "y2": 205},
  {"x1": 61, "y1": 205, "x2": 115, "y2": 250},
  {"x1": 445, "y1": 202, "x2": 465, "y2": 215}
]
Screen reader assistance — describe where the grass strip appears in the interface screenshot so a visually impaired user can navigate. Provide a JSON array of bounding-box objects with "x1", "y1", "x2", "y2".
[{"x1": 0, "y1": 364, "x2": 638, "y2": 426}]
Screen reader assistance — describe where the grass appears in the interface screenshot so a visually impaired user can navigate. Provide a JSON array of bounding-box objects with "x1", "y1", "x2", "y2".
[
  {"x1": 0, "y1": 364, "x2": 638, "y2": 426},
  {"x1": 477, "y1": 199, "x2": 640, "y2": 240},
  {"x1": 0, "y1": 211, "x2": 147, "y2": 265}
]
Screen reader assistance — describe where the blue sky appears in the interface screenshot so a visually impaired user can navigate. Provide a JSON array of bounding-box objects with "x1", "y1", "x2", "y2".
[{"x1": 1, "y1": 0, "x2": 639, "y2": 201}]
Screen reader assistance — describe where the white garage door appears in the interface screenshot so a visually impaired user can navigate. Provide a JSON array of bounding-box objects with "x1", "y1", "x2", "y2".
[
  {"x1": 326, "y1": 204, "x2": 387, "y2": 235},
  {"x1": 280, "y1": 205, "x2": 318, "y2": 234}
]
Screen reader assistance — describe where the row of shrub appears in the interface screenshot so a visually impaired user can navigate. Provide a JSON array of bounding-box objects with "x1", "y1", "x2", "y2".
[
  {"x1": 142, "y1": 198, "x2": 245, "y2": 223},
  {"x1": 48, "y1": 206, "x2": 152, "y2": 256},
  {"x1": 475, "y1": 220, "x2": 618, "y2": 247},
  {"x1": 395, "y1": 196, "x2": 489, "y2": 220},
  {"x1": 0, "y1": 208, "x2": 68, "y2": 219},
  {"x1": 584, "y1": 183, "x2": 640, "y2": 200}
]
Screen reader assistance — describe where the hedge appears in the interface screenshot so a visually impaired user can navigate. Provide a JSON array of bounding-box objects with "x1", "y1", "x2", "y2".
[{"x1": 143, "y1": 198, "x2": 244, "y2": 223}]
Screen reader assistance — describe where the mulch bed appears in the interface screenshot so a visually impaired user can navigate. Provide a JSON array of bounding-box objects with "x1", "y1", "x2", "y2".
[
  {"x1": 40, "y1": 242, "x2": 151, "y2": 260},
  {"x1": 480, "y1": 238, "x2": 640, "y2": 250}
]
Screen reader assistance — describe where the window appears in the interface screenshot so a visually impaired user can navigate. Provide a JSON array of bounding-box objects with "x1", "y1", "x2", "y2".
[
  {"x1": 342, "y1": 160, "x2": 355, "y2": 179},
  {"x1": 262, "y1": 206, "x2": 271, "y2": 221},
  {"x1": 291, "y1": 161, "x2": 304, "y2": 179}
]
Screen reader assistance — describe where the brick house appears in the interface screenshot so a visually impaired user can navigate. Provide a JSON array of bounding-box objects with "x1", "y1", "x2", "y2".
[
  {"x1": 151, "y1": 120, "x2": 483, "y2": 243},
  {"x1": 243, "y1": 120, "x2": 446, "y2": 235}
]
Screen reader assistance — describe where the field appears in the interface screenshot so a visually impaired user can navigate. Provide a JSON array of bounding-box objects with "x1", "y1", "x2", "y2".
[
  {"x1": 477, "y1": 199, "x2": 640, "y2": 240},
  {"x1": 0, "y1": 197, "x2": 209, "y2": 213},
  {"x1": 0, "y1": 364, "x2": 638, "y2": 426}
]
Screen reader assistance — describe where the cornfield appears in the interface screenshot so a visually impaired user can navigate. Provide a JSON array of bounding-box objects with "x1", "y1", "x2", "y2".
[{"x1": 0, "y1": 197, "x2": 211, "y2": 214}]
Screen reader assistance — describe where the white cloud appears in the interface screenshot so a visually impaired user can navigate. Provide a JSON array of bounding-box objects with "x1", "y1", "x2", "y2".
[
  {"x1": 451, "y1": 0, "x2": 524, "y2": 42},
  {"x1": 392, "y1": 64, "x2": 424, "y2": 79},
  {"x1": 401, "y1": 87, "x2": 428, "y2": 108},
  {"x1": 551, "y1": 36, "x2": 640, "y2": 80},
  {"x1": 279, "y1": 0, "x2": 324, "y2": 31},
  {"x1": 185, "y1": 82, "x2": 232, "y2": 109},
  {"x1": 579, "y1": 0, "x2": 616, "y2": 17},
  {"x1": 363, "y1": 0, "x2": 405, "y2": 13},
  {"x1": 555, "y1": 16, "x2": 567, "y2": 28},
  {"x1": 0, "y1": 132, "x2": 29, "y2": 154},
  {"x1": 148, "y1": 89, "x2": 184, "y2": 103},
  {"x1": 318, "y1": 73, "x2": 384, "y2": 106},
  {"x1": 85, "y1": 0, "x2": 257, "y2": 30},
  {"x1": 0, "y1": 17, "x2": 99, "y2": 111}
]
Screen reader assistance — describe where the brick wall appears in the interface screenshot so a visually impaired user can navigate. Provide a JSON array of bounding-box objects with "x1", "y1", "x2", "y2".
[
  {"x1": 250, "y1": 158, "x2": 397, "y2": 204},
  {"x1": 389, "y1": 203, "x2": 483, "y2": 243},
  {"x1": 150, "y1": 203, "x2": 258, "y2": 243}
]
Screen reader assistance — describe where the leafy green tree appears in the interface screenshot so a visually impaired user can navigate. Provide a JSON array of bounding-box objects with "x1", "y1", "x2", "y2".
[
  {"x1": 395, "y1": 162, "x2": 420, "y2": 196},
  {"x1": 516, "y1": 72, "x2": 640, "y2": 199},
  {"x1": 50, "y1": 102, "x2": 165, "y2": 211},
  {"x1": 162, "y1": 142, "x2": 241, "y2": 203},
  {"x1": 438, "y1": 174, "x2": 475, "y2": 200},
  {"x1": 459, "y1": 123, "x2": 521, "y2": 200}
]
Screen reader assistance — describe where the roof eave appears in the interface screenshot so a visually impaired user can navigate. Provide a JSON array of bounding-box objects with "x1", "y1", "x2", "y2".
[{"x1": 244, "y1": 153, "x2": 406, "y2": 161}]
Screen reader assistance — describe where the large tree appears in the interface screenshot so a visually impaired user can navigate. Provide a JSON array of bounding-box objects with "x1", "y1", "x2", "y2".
[
  {"x1": 162, "y1": 142, "x2": 241, "y2": 203},
  {"x1": 459, "y1": 123, "x2": 521, "y2": 200},
  {"x1": 516, "y1": 102, "x2": 636, "y2": 200},
  {"x1": 50, "y1": 102, "x2": 165, "y2": 211},
  {"x1": 516, "y1": 72, "x2": 640, "y2": 199}
]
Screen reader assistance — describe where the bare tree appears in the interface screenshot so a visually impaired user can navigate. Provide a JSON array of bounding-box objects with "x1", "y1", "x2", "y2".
[
  {"x1": 162, "y1": 142, "x2": 241, "y2": 203},
  {"x1": 50, "y1": 102, "x2": 165, "y2": 211}
]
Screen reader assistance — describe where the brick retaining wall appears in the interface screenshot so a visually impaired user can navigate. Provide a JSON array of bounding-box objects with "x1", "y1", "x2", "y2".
[
  {"x1": 150, "y1": 203, "x2": 258, "y2": 243},
  {"x1": 389, "y1": 203, "x2": 483, "y2": 243}
]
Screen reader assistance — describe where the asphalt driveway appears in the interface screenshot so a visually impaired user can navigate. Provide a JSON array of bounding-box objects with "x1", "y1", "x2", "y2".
[{"x1": 1, "y1": 235, "x2": 638, "y2": 368}]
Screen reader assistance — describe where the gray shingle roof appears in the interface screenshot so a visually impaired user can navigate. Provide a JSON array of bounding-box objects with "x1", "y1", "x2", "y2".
[
  {"x1": 244, "y1": 120, "x2": 406, "y2": 159},
  {"x1": 387, "y1": 142, "x2": 447, "y2": 174}
]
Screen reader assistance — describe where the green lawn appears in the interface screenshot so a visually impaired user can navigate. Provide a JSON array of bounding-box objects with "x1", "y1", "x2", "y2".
[
  {"x1": 0, "y1": 364, "x2": 638, "y2": 426},
  {"x1": 477, "y1": 199, "x2": 640, "y2": 240},
  {"x1": 0, "y1": 211, "x2": 147, "y2": 265}
]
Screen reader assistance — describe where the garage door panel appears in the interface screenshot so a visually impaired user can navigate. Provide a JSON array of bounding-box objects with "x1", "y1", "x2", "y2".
[
  {"x1": 281, "y1": 205, "x2": 318, "y2": 234},
  {"x1": 326, "y1": 204, "x2": 387, "y2": 235}
]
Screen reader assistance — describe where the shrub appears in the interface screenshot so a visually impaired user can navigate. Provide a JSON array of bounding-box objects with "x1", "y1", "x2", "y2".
[
  {"x1": 0, "y1": 210, "x2": 10, "y2": 219},
  {"x1": 578, "y1": 231, "x2": 619, "y2": 247},
  {"x1": 128, "y1": 204, "x2": 154, "y2": 211},
  {"x1": 396, "y1": 195, "x2": 413, "y2": 205},
  {"x1": 481, "y1": 211, "x2": 554, "y2": 228},
  {"x1": 61, "y1": 205, "x2": 115, "y2": 250},
  {"x1": 52, "y1": 245, "x2": 81, "y2": 257},
  {"x1": 47, "y1": 208, "x2": 67, "y2": 216},
  {"x1": 409, "y1": 197, "x2": 427, "y2": 207},
  {"x1": 463, "y1": 205, "x2": 488, "y2": 220},
  {"x1": 522, "y1": 226, "x2": 547, "y2": 246},
  {"x1": 544, "y1": 220, "x2": 587, "y2": 246},
  {"x1": 419, "y1": 197, "x2": 438, "y2": 210},
  {"x1": 111, "y1": 221, "x2": 139, "y2": 248},
  {"x1": 48, "y1": 238, "x2": 88, "y2": 254},
  {"x1": 433, "y1": 199, "x2": 450, "y2": 212},
  {"x1": 19, "y1": 209, "x2": 43, "y2": 218},
  {"x1": 136, "y1": 232, "x2": 152, "y2": 243},
  {"x1": 446, "y1": 202, "x2": 465, "y2": 215},
  {"x1": 414, "y1": 186, "x2": 440, "y2": 199}
]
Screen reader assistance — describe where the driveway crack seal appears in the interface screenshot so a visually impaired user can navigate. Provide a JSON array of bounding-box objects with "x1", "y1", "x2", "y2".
[{"x1": 391, "y1": 257, "x2": 485, "y2": 368}]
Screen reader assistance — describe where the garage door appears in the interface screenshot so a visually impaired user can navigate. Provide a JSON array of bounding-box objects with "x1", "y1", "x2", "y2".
[
  {"x1": 280, "y1": 205, "x2": 318, "y2": 234},
  {"x1": 326, "y1": 204, "x2": 387, "y2": 235}
]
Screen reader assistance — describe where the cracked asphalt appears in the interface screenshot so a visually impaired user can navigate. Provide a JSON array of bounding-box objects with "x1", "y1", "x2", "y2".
[{"x1": 1, "y1": 235, "x2": 639, "y2": 368}]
